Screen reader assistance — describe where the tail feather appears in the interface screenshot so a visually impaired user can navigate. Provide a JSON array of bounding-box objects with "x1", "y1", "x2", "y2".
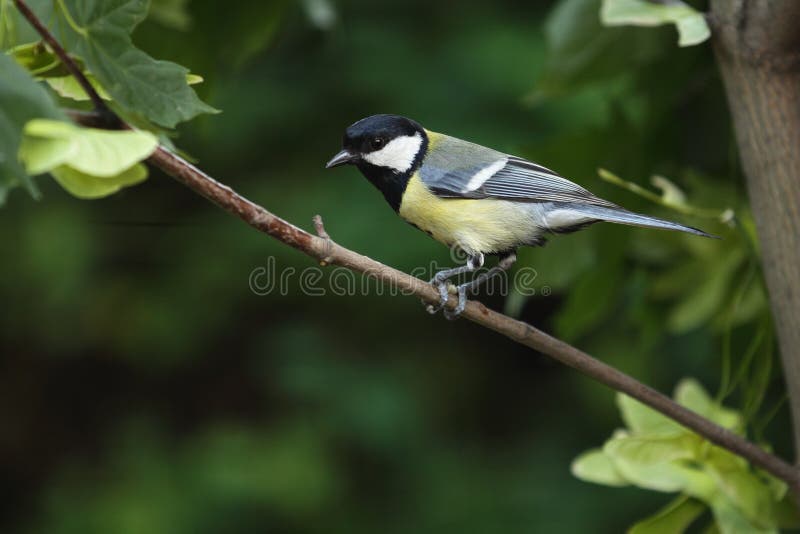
[{"x1": 561, "y1": 204, "x2": 718, "y2": 239}]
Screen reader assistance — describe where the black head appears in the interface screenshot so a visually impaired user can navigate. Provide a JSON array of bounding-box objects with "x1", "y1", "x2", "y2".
[
  {"x1": 326, "y1": 114, "x2": 428, "y2": 211},
  {"x1": 326, "y1": 114, "x2": 426, "y2": 171}
]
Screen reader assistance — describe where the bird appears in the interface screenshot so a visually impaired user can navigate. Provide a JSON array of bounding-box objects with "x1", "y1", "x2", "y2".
[{"x1": 325, "y1": 114, "x2": 715, "y2": 319}]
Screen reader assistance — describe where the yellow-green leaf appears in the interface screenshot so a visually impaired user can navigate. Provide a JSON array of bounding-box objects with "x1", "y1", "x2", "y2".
[
  {"x1": 675, "y1": 379, "x2": 742, "y2": 432},
  {"x1": 605, "y1": 433, "x2": 698, "y2": 467},
  {"x1": 51, "y1": 163, "x2": 147, "y2": 199},
  {"x1": 706, "y1": 448, "x2": 778, "y2": 531},
  {"x1": 20, "y1": 119, "x2": 158, "y2": 177},
  {"x1": 603, "y1": 433, "x2": 707, "y2": 493},
  {"x1": 708, "y1": 492, "x2": 776, "y2": 534},
  {"x1": 44, "y1": 73, "x2": 111, "y2": 101},
  {"x1": 601, "y1": 0, "x2": 711, "y2": 47},
  {"x1": 629, "y1": 496, "x2": 705, "y2": 534},
  {"x1": 571, "y1": 449, "x2": 629, "y2": 487},
  {"x1": 17, "y1": 130, "x2": 73, "y2": 175},
  {"x1": 45, "y1": 72, "x2": 200, "y2": 101},
  {"x1": 617, "y1": 393, "x2": 682, "y2": 435},
  {"x1": 8, "y1": 41, "x2": 61, "y2": 76}
]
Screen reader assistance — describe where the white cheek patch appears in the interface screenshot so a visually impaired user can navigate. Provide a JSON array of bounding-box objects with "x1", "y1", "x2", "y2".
[
  {"x1": 463, "y1": 158, "x2": 507, "y2": 192},
  {"x1": 363, "y1": 133, "x2": 423, "y2": 172}
]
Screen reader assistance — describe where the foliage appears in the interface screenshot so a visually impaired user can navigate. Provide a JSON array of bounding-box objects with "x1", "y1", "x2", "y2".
[
  {"x1": 0, "y1": 51, "x2": 64, "y2": 202},
  {"x1": 42, "y1": 0, "x2": 216, "y2": 127},
  {"x1": 573, "y1": 379, "x2": 797, "y2": 533},
  {"x1": 0, "y1": 0, "x2": 214, "y2": 203},
  {"x1": 19, "y1": 119, "x2": 157, "y2": 197}
]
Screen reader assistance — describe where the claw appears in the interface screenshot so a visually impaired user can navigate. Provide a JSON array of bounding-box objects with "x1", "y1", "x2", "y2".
[
  {"x1": 422, "y1": 253, "x2": 484, "y2": 317},
  {"x1": 443, "y1": 285, "x2": 468, "y2": 320},
  {"x1": 423, "y1": 278, "x2": 452, "y2": 315}
]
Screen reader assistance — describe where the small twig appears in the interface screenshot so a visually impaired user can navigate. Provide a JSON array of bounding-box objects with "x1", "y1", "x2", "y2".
[
  {"x1": 16, "y1": 4, "x2": 799, "y2": 493},
  {"x1": 13, "y1": 0, "x2": 114, "y2": 121},
  {"x1": 597, "y1": 168, "x2": 730, "y2": 221},
  {"x1": 312, "y1": 214, "x2": 330, "y2": 240},
  {"x1": 312, "y1": 214, "x2": 333, "y2": 265}
]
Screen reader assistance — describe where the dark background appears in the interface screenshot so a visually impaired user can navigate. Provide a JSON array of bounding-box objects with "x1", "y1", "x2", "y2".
[{"x1": 0, "y1": 0, "x2": 790, "y2": 532}]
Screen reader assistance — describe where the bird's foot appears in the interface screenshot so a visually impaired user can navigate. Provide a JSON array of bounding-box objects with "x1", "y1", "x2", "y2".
[
  {"x1": 442, "y1": 284, "x2": 468, "y2": 320},
  {"x1": 424, "y1": 276, "x2": 453, "y2": 315},
  {"x1": 422, "y1": 254, "x2": 483, "y2": 317},
  {"x1": 424, "y1": 279, "x2": 468, "y2": 320}
]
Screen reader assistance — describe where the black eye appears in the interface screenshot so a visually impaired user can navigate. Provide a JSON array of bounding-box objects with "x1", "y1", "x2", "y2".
[{"x1": 370, "y1": 137, "x2": 385, "y2": 150}]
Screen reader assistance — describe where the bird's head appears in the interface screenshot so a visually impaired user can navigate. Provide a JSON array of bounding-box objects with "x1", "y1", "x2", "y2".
[{"x1": 326, "y1": 114, "x2": 427, "y2": 175}]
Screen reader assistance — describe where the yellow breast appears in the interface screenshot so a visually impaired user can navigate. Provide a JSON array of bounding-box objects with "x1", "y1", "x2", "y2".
[{"x1": 398, "y1": 173, "x2": 538, "y2": 254}]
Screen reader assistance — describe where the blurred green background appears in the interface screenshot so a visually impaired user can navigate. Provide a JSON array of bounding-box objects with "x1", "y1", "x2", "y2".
[{"x1": 0, "y1": 0, "x2": 792, "y2": 532}]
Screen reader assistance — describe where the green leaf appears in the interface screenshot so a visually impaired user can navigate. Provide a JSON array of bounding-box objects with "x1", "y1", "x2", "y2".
[
  {"x1": 571, "y1": 448, "x2": 629, "y2": 487},
  {"x1": 44, "y1": 71, "x2": 111, "y2": 101},
  {"x1": 708, "y1": 493, "x2": 776, "y2": 534},
  {"x1": 47, "y1": 0, "x2": 218, "y2": 127},
  {"x1": 705, "y1": 448, "x2": 777, "y2": 531},
  {"x1": 629, "y1": 496, "x2": 705, "y2": 534},
  {"x1": 617, "y1": 393, "x2": 682, "y2": 435},
  {"x1": 8, "y1": 41, "x2": 62, "y2": 76},
  {"x1": 17, "y1": 126, "x2": 73, "y2": 175},
  {"x1": 51, "y1": 162, "x2": 147, "y2": 199},
  {"x1": 0, "y1": 52, "x2": 65, "y2": 204},
  {"x1": 0, "y1": 0, "x2": 19, "y2": 49},
  {"x1": 148, "y1": 0, "x2": 191, "y2": 30},
  {"x1": 2, "y1": 0, "x2": 57, "y2": 48},
  {"x1": 44, "y1": 71, "x2": 200, "y2": 102},
  {"x1": 603, "y1": 432, "x2": 711, "y2": 494},
  {"x1": 604, "y1": 432, "x2": 697, "y2": 467},
  {"x1": 742, "y1": 331, "x2": 774, "y2": 421},
  {"x1": 18, "y1": 118, "x2": 155, "y2": 200},
  {"x1": 613, "y1": 456, "x2": 710, "y2": 495},
  {"x1": 601, "y1": 0, "x2": 711, "y2": 47},
  {"x1": 674, "y1": 379, "x2": 742, "y2": 432},
  {"x1": 667, "y1": 248, "x2": 745, "y2": 333},
  {"x1": 20, "y1": 119, "x2": 158, "y2": 177}
]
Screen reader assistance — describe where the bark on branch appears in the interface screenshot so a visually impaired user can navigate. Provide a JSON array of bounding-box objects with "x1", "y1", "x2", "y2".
[{"x1": 15, "y1": 0, "x2": 800, "y2": 494}]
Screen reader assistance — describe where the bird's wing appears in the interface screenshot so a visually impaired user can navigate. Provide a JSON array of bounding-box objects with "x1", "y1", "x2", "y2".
[{"x1": 419, "y1": 133, "x2": 618, "y2": 208}]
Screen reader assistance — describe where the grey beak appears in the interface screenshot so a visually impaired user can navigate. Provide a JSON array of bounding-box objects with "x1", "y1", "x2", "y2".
[{"x1": 325, "y1": 149, "x2": 358, "y2": 169}]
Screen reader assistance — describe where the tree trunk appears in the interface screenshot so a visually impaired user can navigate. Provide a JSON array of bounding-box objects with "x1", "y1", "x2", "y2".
[{"x1": 711, "y1": 0, "x2": 800, "y2": 462}]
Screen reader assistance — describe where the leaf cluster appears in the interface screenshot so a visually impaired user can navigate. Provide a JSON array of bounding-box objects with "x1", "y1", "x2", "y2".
[
  {"x1": 573, "y1": 379, "x2": 798, "y2": 533},
  {"x1": 0, "y1": 0, "x2": 216, "y2": 202}
]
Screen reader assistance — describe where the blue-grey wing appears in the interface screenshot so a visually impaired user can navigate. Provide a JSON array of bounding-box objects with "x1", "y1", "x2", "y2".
[{"x1": 419, "y1": 134, "x2": 618, "y2": 208}]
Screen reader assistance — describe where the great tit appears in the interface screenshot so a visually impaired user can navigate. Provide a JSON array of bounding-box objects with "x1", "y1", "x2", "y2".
[{"x1": 326, "y1": 114, "x2": 713, "y2": 318}]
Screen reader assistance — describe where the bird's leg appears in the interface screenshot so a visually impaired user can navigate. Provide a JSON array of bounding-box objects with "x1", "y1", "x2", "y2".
[
  {"x1": 464, "y1": 251, "x2": 517, "y2": 295},
  {"x1": 425, "y1": 253, "x2": 484, "y2": 315},
  {"x1": 442, "y1": 252, "x2": 517, "y2": 320}
]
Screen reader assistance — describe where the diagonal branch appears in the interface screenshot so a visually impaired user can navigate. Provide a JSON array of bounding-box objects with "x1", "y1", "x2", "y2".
[
  {"x1": 12, "y1": 0, "x2": 112, "y2": 118},
  {"x1": 86, "y1": 130, "x2": 800, "y2": 493},
  {"x1": 19, "y1": 0, "x2": 800, "y2": 494}
]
